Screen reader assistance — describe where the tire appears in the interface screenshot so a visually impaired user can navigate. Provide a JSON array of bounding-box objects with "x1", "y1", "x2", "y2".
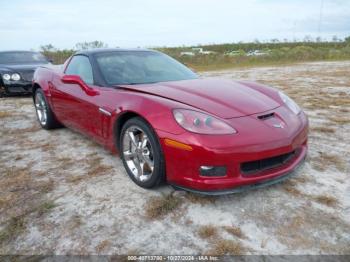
[
  {"x1": 34, "y1": 88, "x2": 61, "y2": 129},
  {"x1": 120, "y1": 117, "x2": 165, "y2": 188}
]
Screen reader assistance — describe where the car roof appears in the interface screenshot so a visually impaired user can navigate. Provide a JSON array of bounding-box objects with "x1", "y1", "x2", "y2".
[
  {"x1": 75, "y1": 48, "x2": 156, "y2": 56},
  {"x1": 0, "y1": 50, "x2": 40, "y2": 54}
]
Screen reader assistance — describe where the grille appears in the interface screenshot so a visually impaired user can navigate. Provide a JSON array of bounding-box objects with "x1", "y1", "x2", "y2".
[
  {"x1": 20, "y1": 70, "x2": 35, "y2": 81},
  {"x1": 241, "y1": 150, "x2": 297, "y2": 175}
]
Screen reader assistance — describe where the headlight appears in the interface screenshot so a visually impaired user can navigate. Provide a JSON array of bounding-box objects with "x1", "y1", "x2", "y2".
[
  {"x1": 2, "y1": 74, "x2": 11, "y2": 81},
  {"x1": 279, "y1": 91, "x2": 301, "y2": 115},
  {"x1": 11, "y1": 73, "x2": 21, "y2": 81},
  {"x1": 173, "y1": 109, "x2": 237, "y2": 135}
]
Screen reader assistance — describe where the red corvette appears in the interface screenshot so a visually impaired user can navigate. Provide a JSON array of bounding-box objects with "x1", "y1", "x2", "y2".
[{"x1": 32, "y1": 49, "x2": 308, "y2": 194}]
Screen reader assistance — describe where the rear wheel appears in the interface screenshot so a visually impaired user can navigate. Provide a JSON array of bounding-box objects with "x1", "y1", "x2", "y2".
[
  {"x1": 120, "y1": 117, "x2": 165, "y2": 188},
  {"x1": 34, "y1": 89, "x2": 61, "y2": 129}
]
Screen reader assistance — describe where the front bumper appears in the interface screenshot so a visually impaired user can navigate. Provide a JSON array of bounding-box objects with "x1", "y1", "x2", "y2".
[
  {"x1": 157, "y1": 108, "x2": 309, "y2": 194},
  {"x1": 171, "y1": 154, "x2": 306, "y2": 195},
  {"x1": 0, "y1": 81, "x2": 32, "y2": 96}
]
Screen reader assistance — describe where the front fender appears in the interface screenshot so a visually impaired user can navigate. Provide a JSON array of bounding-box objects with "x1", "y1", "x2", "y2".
[{"x1": 104, "y1": 91, "x2": 193, "y2": 152}]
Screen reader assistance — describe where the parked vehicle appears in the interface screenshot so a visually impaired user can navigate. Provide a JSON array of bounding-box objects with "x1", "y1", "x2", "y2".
[
  {"x1": 0, "y1": 51, "x2": 51, "y2": 96},
  {"x1": 246, "y1": 50, "x2": 270, "y2": 56},
  {"x1": 32, "y1": 48, "x2": 308, "y2": 194},
  {"x1": 225, "y1": 50, "x2": 245, "y2": 56},
  {"x1": 180, "y1": 51, "x2": 195, "y2": 56},
  {"x1": 0, "y1": 51, "x2": 50, "y2": 96},
  {"x1": 192, "y1": 48, "x2": 217, "y2": 55}
]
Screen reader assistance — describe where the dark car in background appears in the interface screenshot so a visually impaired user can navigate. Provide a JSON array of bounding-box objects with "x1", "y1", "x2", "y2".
[{"x1": 0, "y1": 51, "x2": 51, "y2": 96}]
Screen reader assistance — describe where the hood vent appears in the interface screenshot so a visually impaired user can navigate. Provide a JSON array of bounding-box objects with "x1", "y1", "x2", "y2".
[{"x1": 258, "y1": 112, "x2": 275, "y2": 120}]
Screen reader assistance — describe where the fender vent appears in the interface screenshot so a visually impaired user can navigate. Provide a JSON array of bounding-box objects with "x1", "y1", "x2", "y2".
[{"x1": 258, "y1": 112, "x2": 275, "y2": 120}]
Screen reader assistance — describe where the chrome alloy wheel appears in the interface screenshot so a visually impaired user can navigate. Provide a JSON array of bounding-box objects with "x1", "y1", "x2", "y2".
[
  {"x1": 35, "y1": 92, "x2": 48, "y2": 126},
  {"x1": 122, "y1": 126, "x2": 155, "y2": 182}
]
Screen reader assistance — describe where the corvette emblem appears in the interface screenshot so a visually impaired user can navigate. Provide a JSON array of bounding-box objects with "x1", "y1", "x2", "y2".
[{"x1": 273, "y1": 123, "x2": 284, "y2": 129}]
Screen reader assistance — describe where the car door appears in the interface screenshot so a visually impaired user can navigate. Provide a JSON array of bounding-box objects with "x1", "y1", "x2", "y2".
[{"x1": 50, "y1": 55, "x2": 103, "y2": 141}]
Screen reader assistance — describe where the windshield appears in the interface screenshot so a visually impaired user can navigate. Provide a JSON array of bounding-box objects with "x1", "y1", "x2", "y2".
[
  {"x1": 95, "y1": 51, "x2": 197, "y2": 85},
  {"x1": 0, "y1": 52, "x2": 49, "y2": 64}
]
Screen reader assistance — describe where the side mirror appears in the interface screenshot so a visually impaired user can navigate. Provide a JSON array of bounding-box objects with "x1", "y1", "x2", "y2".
[{"x1": 61, "y1": 75, "x2": 99, "y2": 96}]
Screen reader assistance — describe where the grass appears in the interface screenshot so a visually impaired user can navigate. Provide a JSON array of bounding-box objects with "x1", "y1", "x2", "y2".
[
  {"x1": 0, "y1": 201, "x2": 57, "y2": 245},
  {"x1": 282, "y1": 183, "x2": 302, "y2": 197},
  {"x1": 66, "y1": 155, "x2": 114, "y2": 184},
  {"x1": 282, "y1": 182, "x2": 339, "y2": 208},
  {"x1": 311, "y1": 126, "x2": 336, "y2": 134},
  {"x1": 209, "y1": 239, "x2": 245, "y2": 255},
  {"x1": 18, "y1": 124, "x2": 41, "y2": 133},
  {"x1": 328, "y1": 116, "x2": 350, "y2": 125},
  {"x1": 40, "y1": 143, "x2": 56, "y2": 152},
  {"x1": 0, "y1": 166, "x2": 56, "y2": 248},
  {"x1": 196, "y1": 225, "x2": 246, "y2": 255},
  {"x1": 0, "y1": 111, "x2": 13, "y2": 118},
  {"x1": 311, "y1": 152, "x2": 347, "y2": 172},
  {"x1": 304, "y1": 95, "x2": 350, "y2": 111},
  {"x1": 0, "y1": 216, "x2": 26, "y2": 245},
  {"x1": 311, "y1": 195, "x2": 339, "y2": 207},
  {"x1": 190, "y1": 60, "x2": 301, "y2": 72},
  {"x1": 198, "y1": 225, "x2": 218, "y2": 239},
  {"x1": 66, "y1": 175, "x2": 85, "y2": 183},
  {"x1": 15, "y1": 155, "x2": 23, "y2": 161},
  {"x1": 289, "y1": 175, "x2": 311, "y2": 185},
  {"x1": 96, "y1": 240, "x2": 110, "y2": 253},
  {"x1": 36, "y1": 201, "x2": 57, "y2": 216},
  {"x1": 185, "y1": 193, "x2": 216, "y2": 205},
  {"x1": 145, "y1": 194, "x2": 182, "y2": 219},
  {"x1": 87, "y1": 154, "x2": 113, "y2": 177},
  {"x1": 223, "y1": 225, "x2": 245, "y2": 239},
  {"x1": 275, "y1": 205, "x2": 350, "y2": 251},
  {"x1": 67, "y1": 215, "x2": 83, "y2": 231}
]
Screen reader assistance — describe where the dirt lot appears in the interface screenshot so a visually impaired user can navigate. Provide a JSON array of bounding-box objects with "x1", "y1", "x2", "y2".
[{"x1": 0, "y1": 61, "x2": 349, "y2": 255}]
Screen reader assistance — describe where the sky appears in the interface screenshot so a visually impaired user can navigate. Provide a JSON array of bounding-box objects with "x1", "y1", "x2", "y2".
[{"x1": 1, "y1": 0, "x2": 350, "y2": 50}]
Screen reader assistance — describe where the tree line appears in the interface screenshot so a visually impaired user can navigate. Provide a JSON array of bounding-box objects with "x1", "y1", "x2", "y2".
[{"x1": 40, "y1": 37, "x2": 350, "y2": 70}]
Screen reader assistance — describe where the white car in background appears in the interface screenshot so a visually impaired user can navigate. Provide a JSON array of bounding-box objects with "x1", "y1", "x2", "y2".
[{"x1": 247, "y1": 50, "x2": 270, "y2": 56}]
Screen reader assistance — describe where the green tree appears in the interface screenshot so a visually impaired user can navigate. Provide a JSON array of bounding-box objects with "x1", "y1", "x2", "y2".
[
  {"x1": 75, "y1": 41, "x2": 108, "y2": 50},
  {"x1": 40, "y1": 44, "x2": 56, "y2": 52},
  {"x1": 345, "y1": 36, "x2": 350, "y2": 43}
]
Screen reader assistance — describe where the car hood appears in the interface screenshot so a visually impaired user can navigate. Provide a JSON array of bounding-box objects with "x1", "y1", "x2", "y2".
[
  {"x1": 0, "y1": 63, "x2": 50, "y2": 72},
  {"x1": 119, "y1": 78, "x2": 281, "y2": 119}
]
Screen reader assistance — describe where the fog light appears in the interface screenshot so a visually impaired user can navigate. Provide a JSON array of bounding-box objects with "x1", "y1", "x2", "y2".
[{"x1": 199, "y1": 166, "x2": 227, "y2": 177}]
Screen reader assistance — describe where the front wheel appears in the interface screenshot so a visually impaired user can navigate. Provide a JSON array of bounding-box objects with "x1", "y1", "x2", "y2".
[{"x1": 120, "y1": 117, "x2": 165, "y2": 188}]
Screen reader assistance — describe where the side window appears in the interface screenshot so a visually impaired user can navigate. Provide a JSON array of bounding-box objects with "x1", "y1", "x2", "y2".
[{"x1": 65, "y1": 55, "x2": 94, "y2": 85}]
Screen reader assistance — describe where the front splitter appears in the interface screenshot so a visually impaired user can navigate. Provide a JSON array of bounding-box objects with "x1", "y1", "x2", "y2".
[{"x1": 170, "y1": 155, "x2": 306, "y2": 196}]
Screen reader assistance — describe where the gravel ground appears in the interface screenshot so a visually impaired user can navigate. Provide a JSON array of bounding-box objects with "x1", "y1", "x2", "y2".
[{"x1": 0, "y1": 61, "x2": 349, "y2": 255}]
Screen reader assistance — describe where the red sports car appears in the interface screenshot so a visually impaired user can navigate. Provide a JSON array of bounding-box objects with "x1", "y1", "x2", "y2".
[{"x1": 32, "y1": 49, "x2": 308, "y2": 194}]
